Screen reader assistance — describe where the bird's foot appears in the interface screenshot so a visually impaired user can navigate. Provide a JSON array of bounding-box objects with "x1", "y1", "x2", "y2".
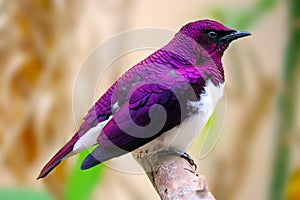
[
  {"x1": 156, "y1": 150, "x2": 197, "y2": 171},
  {"x1": 180, "y1": 152, "x2": 197, "y2": 171}
]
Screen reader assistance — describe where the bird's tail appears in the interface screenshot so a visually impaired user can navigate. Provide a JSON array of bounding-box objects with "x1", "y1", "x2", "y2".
[{"x1": 37, "y1": 134, "x2": 80, "y2": 179}]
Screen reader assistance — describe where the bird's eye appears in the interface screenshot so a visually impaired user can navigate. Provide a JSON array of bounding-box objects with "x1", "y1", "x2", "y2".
[{"x1": 208, "y1": 31, "x2": 217, "y2": 39}]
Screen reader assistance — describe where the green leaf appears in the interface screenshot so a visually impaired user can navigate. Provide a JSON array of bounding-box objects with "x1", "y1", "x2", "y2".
[
  {"x1": 64, "y1": 149, "x2": 104, "y2": 200},
  {"x1": 211, "y1": 0, "x2": 278, "y2": 30},
  {"x1": 0, "y1": 188, "x2": 53, "y2": 200}
]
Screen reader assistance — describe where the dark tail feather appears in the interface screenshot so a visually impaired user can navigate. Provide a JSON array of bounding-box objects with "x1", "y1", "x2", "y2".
[
  {"x1": 37, "y1": 134, "x2": 79, "y2": 179},
  {"x1": 81, "y1": 153, "x2": 102, "y2": 170},
  {"x1": 81, "y1": 145, "x2": 128, "y2": 170}
]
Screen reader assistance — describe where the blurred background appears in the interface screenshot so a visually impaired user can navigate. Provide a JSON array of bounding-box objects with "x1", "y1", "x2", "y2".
[{"x1": 0, "y1": 0, "x2": 299, "y2": 200}]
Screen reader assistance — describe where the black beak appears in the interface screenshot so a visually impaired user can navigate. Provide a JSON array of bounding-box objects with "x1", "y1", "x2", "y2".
[{"x1": 219, "y1": 30, "x2": 251, "y2": 42}]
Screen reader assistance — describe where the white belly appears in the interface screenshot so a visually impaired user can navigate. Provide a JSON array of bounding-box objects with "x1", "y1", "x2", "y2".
[{"x1": 139, "y1": 80, "x2": 224, "y2": 153}]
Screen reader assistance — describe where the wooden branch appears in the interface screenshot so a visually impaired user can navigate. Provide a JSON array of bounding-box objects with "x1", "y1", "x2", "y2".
[{"x1": 132, "y1": 149, "x2": 216, "y2": 200}]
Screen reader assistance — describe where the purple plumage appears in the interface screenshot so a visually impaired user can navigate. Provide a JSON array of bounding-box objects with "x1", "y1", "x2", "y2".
[{"x1": 38, "y1": 19, "x2": 250, "y2": 179}]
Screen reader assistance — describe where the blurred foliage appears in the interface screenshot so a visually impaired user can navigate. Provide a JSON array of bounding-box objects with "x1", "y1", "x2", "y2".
[
  {"x1": 0, "y1": 0, "x2": 295, "y2": 200},
  {"x1": 211, "y1": 0, "x2": 298, "y2": 200},
  {"x1": 0, "y1": 188, "x2": 53, "y2": 200},
  {"x1": 286, "y1": 169, "x2": 300, "y2": 200},
  {"x1": 270, "y1": 0, "x2": 300, "y2": 199},
  {"x1": 0, "y1": 0, "x2": 82, "y2": 199},
  {"x1": 64, "y1": 150, "x2": 104, "y2": 200},
  {"x1": 211, "y1": 0, "x2": 277, "y2": 29}
]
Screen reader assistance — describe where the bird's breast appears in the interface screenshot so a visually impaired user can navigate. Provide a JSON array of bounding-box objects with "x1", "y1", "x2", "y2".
[{"x1": 138, "y1": 80, "x2": 224, "y2": 154}]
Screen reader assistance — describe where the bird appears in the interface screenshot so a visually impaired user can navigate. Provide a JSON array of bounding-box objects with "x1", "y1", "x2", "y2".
[{"x1": 37, "y1": 19, "x2": 250, "y2": 179}]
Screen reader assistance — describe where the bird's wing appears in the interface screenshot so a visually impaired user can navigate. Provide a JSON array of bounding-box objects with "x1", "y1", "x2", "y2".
[
  {"x1": 38, "y1": 64, "x2": 204, "y2": 178},
  {"x1": 81, "y1": 66, "x2": 205, "y2": 169}
]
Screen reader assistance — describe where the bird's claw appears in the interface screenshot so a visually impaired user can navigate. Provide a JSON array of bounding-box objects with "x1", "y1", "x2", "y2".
[
  {"x1": 156, "y1": 150, "x2": 197, "y2": 171},
  {"x1": 180, "y1": 152, "x2": 197, "y2": 171}
]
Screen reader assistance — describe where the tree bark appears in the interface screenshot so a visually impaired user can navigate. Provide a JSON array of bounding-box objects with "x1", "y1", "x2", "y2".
[{"x1": 132, "y1": 149, "x2": 216, "y2": 200}]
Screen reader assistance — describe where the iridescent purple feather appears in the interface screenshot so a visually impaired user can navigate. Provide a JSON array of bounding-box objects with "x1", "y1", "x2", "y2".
[{"x1": 37, "y1": 19, "x2": 246, "y2": 179}]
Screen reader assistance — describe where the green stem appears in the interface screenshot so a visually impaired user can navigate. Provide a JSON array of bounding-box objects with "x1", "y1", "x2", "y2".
[
  {"x1": 269, "y1": 0, "x2": 300, "y2": 199},
  {"x1": 64, "y1": 150, "x2": 104, "y2": 200}
]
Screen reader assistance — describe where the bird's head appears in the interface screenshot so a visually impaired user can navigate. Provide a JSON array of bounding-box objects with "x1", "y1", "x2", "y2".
[{"x1": 179, "y1": 19, "x2": 251, "y2": 58}]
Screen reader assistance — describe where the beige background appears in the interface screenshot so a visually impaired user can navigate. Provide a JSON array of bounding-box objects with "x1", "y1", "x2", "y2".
[{"x1": 0, "y1": 0, "x2": 298, "y2": 200}]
